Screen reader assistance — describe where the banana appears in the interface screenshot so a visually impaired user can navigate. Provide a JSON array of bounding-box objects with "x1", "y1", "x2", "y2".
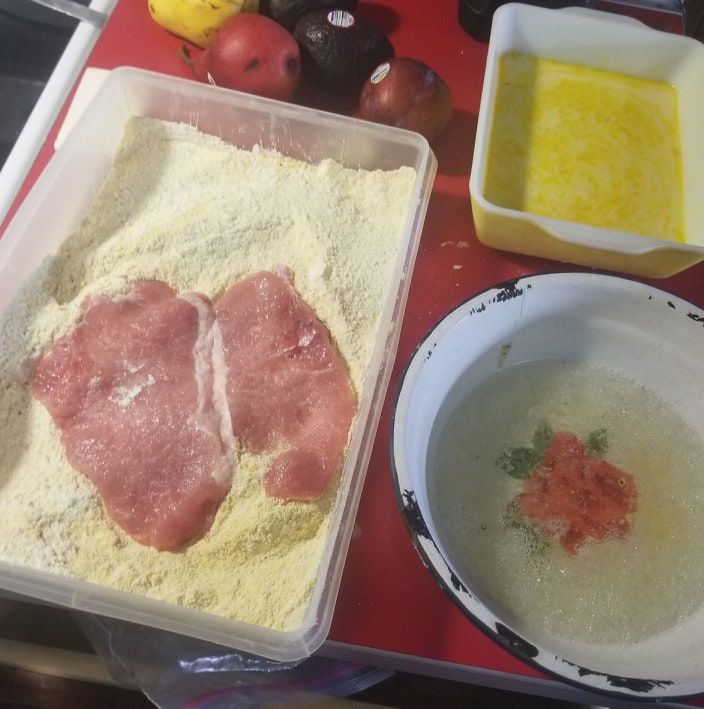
[{"x1": 148, "y1": 0, "x2": 260, "y2": 48}]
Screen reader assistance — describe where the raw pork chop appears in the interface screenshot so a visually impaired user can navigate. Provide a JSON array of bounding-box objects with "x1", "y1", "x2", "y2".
[
  {"x1": 31, "y1": 280, "x2": 235, "y2": 551},
  {"x1": 215, "y1": 271, "x2": 356, "y2": 500}
]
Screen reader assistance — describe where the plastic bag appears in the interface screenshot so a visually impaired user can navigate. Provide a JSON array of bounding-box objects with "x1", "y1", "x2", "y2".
[{"x1": 76, "y1": 612, "x2": 393, "y2": 708}]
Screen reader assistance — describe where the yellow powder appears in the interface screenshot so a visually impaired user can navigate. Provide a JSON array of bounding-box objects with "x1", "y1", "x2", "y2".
[
  {"x1": 0, "y1": 117, "x2": 417, "y2": 631},
  {"x1": 69, "y1": 451, "x2": 335, "y2": 629}
]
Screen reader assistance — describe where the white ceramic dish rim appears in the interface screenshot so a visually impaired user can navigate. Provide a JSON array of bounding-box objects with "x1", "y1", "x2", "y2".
[{"x1": 390, "y1": 271, "x2": 704, "y2": 701}]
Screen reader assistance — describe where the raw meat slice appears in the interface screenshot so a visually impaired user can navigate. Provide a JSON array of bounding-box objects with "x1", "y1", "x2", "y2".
[
  {"x1": 215, "y1": 271, "x2": 356, "y2": 500},
  {"x1": 31, "y1": 280, "x2": 235, "y2": 551}
]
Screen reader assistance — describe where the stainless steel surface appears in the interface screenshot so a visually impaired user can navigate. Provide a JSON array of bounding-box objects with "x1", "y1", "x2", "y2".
[
  {"x1": 0, "y1": 6, "x2": 75, "y2": 167},
  {"x1": 27, "y1": 0, "x2": 107, "y2": 27},
  {"x1": 589, "y1": 0, "x2": 686, "y2": 32},
  {"x1": 0, "y1": 0, "x2": 117, "y2": 224},
  {"x1": 0, "y1": 595, "x2": 123, "y2": 685}
]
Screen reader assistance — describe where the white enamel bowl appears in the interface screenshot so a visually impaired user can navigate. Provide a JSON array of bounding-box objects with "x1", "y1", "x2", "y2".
[{"x1": 391, "y1": 272, "x2": 704, "y2": 699}]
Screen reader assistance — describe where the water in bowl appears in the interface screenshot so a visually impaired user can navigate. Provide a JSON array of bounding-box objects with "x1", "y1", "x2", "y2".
[{"x1": 429, "y1": 359, "x2": 704, "y2": 646}]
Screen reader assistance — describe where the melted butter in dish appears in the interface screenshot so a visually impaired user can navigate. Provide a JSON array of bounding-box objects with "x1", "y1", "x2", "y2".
[{"x1": 485, "y1": 52, "x2": 685, "y2": 242}]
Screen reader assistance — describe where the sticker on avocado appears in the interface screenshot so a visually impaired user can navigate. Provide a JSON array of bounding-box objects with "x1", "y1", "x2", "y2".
[{"x1": 327, "y1": 10, "x2": 354, "y2": 28}]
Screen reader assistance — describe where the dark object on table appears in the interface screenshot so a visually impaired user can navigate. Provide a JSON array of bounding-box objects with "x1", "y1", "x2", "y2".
[
  {"x1": 294, "y1": 9, "x2": 394, "y2": 92},
  {"x1": 264, "y1": 0, "x2": 359, "y2": 31},
  {"x1": 458, "y1": 0, "x2": 702, "y2": 42},
  {"x1": 458, "y1": 0, "x2": 574, "y2": 41}
]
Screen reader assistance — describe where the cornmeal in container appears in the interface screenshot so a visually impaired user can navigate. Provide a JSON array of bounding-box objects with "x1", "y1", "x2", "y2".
[{"x1": 0, "y1": 68, "x2": 436, "y2": 661}]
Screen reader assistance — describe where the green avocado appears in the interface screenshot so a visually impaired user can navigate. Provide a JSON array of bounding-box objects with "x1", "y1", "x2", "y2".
[
  {"x1": 293, "y1": 9, "x2": 394, "y2": 93},
  {"x1": 264, "y1": 0, "x2": 358, "y2": 32}
]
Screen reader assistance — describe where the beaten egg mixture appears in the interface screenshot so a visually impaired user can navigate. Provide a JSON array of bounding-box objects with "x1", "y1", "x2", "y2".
[{"x1": 485, "y1": 52, "x2": 684, "y2": 242}]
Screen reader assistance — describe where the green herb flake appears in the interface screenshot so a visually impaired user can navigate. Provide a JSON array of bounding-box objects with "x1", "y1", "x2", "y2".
[
  {"x1": 502, "y1": 497, "x2": 523, "y2": 528},
  {"x1": 497, "y1": 421, "x2": 554, "y2": 479},
  {"x1": 531, "y1": 420, "x2": 553, "y2": 459},
  {"x1": 496, "y1": 446, "x2": 538, "y2": 479},
  {"x1": 586, "y1": 428, "x2": 608, "y2": 457},
  {"x1": 502, "y1": 497, "x2": 548, "y2": 555}
]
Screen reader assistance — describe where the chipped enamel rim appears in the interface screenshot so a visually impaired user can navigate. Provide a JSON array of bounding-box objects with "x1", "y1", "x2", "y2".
[{"x1": 390, "y1": 272, "x2": 704, "y2": 700}]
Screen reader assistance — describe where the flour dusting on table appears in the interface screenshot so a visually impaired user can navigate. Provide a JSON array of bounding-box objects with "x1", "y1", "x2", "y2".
[{"x1": 0, "y1": 117, "x2": 416, "y2": 631}]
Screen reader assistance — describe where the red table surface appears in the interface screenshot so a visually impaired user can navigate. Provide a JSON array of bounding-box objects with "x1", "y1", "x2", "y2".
[{"x1": 4, "y1": 0, "x2": 704, "y2": 695}]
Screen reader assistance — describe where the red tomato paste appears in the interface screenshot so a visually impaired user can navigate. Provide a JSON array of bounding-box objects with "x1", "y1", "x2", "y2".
[{"x1": 520, "y1": 432, "x2": 637, "y2": 555}]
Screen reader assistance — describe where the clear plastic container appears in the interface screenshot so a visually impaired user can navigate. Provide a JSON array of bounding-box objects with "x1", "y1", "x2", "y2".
[{"x1": 0, "y1": 67, "x2": 437, "y2": 661}]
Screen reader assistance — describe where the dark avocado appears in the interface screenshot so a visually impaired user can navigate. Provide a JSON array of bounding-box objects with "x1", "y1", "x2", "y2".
[
  {"x1": 265, "y1": 0, "x2": 358, "y2": 32},
  {"x1": 293, "y1": 10, "x2": 394, "y2": 93}
]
